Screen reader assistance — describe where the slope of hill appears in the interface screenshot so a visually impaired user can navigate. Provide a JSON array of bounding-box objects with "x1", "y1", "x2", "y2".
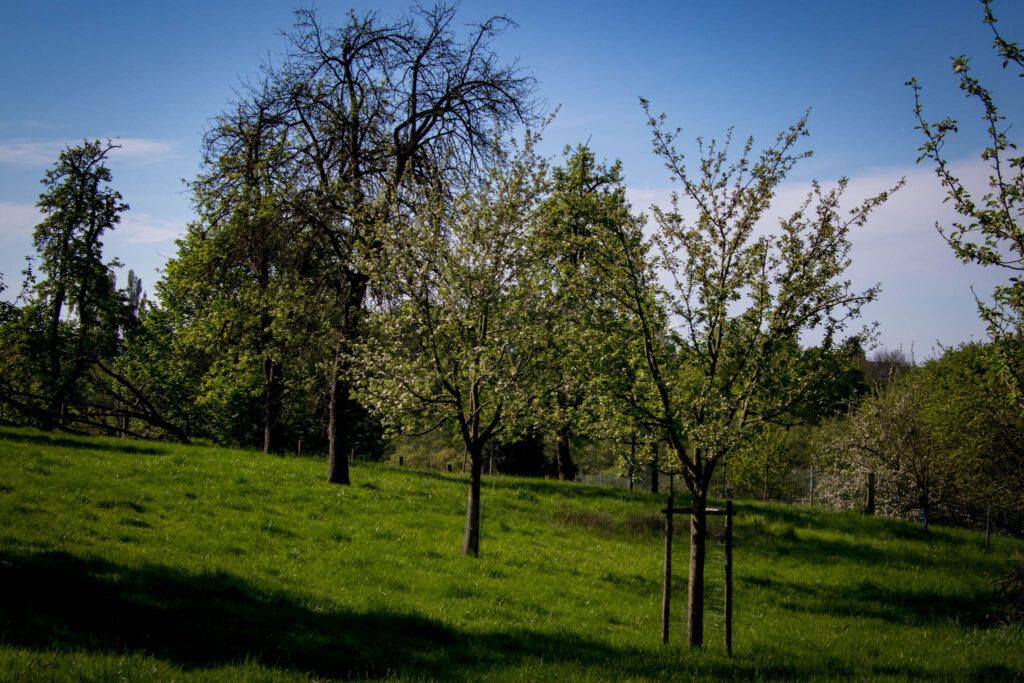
[{"x1": 1, "y1": 427, "x2": 1022, "y2": 680}]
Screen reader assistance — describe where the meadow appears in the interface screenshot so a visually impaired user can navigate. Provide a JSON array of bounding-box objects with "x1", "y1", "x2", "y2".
[{"x1": 1, "y1": 426, "x2": 1022, "y2": 681}]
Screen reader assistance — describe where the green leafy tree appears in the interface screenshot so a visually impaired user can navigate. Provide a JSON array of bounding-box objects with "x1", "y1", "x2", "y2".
[
  {"x1": 727, "y1": 425, "x2": 791, "y2": 501},
  {"x1": 596, "y1": 104, "x2": 899, "y2": 647},
  {"x1": 29, "y1": 140, "x2": 127, "y2": 428},
  {"x1": 165, "y1": 89, "x2": 313, "y2": 453},
  {"x1": 909, "y1": 0, "x2": 1024, "y2": 405},
  {"x1": 533, "y1": 146, "x2": 638, "y2": 481},
  {"x1": 152, "y1": 225, "x2": 271, "y2": 446},
  {"x1": 918, "y1": 343, "x2": 1024, "y2": 512},
  {"x1": 1, "y1": 141, "x2": 124, "y2": 430},
  {"x1": 354, "y1": 136, "x2": 549, "y2": 556},
  {"x1": 279, "y1": 6, "x2": 536, "y2": 484},
  {"x1": 820, "y1": 342, "x2": 1024, "y2": 522},
  {"x1": 0, "y1": 141, "x2": 187, "y2": 441}
]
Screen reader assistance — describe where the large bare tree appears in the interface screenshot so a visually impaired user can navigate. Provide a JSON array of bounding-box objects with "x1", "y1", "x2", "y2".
[{"x1": 192, "y1": 5, "x2": 537, "y2": 477}]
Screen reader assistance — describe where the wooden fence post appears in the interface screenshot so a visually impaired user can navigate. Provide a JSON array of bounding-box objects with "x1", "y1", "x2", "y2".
[
  {"x1": 986, "y1": 502, "x2": 992, "y2": 550},
  {"x1": 662, "y1": 493, "x2": 673, "y2": 645},
  {"x1": 809, "y1": 466, "x2": 815, "y2": 506},
  {"x1": 724, "y1": 500, "x2": 733, "y2": 656},
  {"x1": 865, "y1": 472, "x2": 876, "y2": 515}
]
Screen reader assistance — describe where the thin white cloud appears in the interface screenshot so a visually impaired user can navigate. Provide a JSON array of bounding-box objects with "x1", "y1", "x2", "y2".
[
  {"x1": 0, "y1": 120, "x2": 59, "y2": 130},
  {"x1": 113, "y1": 213, "x2": 184, "y2": 244},
  {"x1": 625, "y1": 155, "x2": 1004, "y2": 349},
  {"x1": 0, "y1": 201, "x2": 181, "y2": 245},
  {"x1": 0, "y1": 140, "x2": 65, "y2": 166},
  {"x1": 628, "y1": 157, "x2": 991, "y2": 257},
  {"x1": 109, "y1": 139, "x2": 178, "y2": 165},
  {"x1": 0, "y1": 202, "x2": 40, "y2": 240},
  {"x1": 0, "y1": 138, "x2": 177, "y2": 167}
]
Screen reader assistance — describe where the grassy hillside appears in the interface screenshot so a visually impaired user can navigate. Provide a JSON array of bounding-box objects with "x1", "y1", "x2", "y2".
[{"x1": 1, "y1": 427, "x2": 1022, "y2": 681}]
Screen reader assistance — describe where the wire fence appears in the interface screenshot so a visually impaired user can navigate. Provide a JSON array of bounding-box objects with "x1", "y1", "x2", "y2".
[
  {"x1": 580, "y1": 466, "x2": 1024, "y2": 538},
  {"x1": 703, "y1": 512, "x2": 730, "y2": 648}
]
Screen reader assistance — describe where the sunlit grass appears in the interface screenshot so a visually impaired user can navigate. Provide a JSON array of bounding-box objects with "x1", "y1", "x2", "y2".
[{"x1": 1, "y1": 426, "x2": 1022, "y2": 680}]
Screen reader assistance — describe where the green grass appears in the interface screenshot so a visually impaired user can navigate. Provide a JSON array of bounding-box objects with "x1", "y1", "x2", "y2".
[{"x1": 1, "y1": 426, "x2": 1022, "y2": 681}]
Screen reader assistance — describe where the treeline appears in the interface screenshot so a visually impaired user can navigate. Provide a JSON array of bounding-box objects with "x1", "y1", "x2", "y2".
[{"x1": 816, "y1": 343, "x2": 1024, "y2": 524}]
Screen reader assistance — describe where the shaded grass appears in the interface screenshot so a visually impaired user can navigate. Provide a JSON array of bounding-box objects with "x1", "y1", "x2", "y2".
[{"x1": 1, "y1": 426, "x2": 1023, "y2": 680}]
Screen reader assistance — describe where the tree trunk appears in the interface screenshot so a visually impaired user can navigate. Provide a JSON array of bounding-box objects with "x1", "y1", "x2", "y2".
[
  {"x1": 262, "y1": 355, "x2": 283, "y2": 455},
  {"x1": 326, "y1": 270, "x2": 367, "y2": 484},
  {"x1": 42, "y1": 288, "x2": 66, "y2": 431},
  {"x1": 661, "y1": 492, "x2": 674, "y2": 644},
  {"x1": 555, "y1": 427, "x2": 576, "y2": 481},
  {"x1": 920, "y1": 486, "x2": 929, "y2": 530},
  {"x1": 865, "y1": 471, "x2": 876, "y2": 515},
  {"x1": 687, "y1": 491, "x2": 707, "y2": 648},
  {"x1": 258, "y1": 304, "x2": 284, "y2": 455},
  {"x1": 462, "y1": 445, "x2": 483, "y2": 556},
  {"x1": 327, "y1": 338, "x2": 351, "y2": 485}
]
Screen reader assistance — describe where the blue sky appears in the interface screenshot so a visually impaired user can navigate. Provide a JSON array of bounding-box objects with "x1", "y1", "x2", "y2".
[{"x1": 2, "y1": 0, "x2": 1023, "y2": 356}]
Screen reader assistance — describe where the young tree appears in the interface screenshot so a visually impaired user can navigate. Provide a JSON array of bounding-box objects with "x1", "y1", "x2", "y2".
[
  {"x1": 820, "y1": 371, "x2": 943, "y2": 525},
  {"x1": 909, "y1": 0, "x2": 1024, "y2": 405},
  {"x1": 596, "y1": 104, "x2": 899, "y2": 646},
  {"x1": 354, "y1": 136, "x2": 549, "y2": 556}
]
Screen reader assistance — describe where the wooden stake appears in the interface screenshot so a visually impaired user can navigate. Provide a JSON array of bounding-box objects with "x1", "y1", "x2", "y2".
[
  {"x1": 662, "y1": 493, "x2": 673, "y2": 645},
  {"x1": 986, "y1": 502, "x2": 992, "y2": 550},
  {"x1": 724, "y1": 500, "x2": 733, "y2": 656}
]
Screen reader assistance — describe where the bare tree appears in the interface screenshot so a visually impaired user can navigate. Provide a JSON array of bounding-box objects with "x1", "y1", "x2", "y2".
[{"x1": 194, "y1": 5, "x2": 537, "y2": 479}]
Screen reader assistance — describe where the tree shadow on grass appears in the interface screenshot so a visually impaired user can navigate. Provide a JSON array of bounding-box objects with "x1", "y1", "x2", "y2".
[
  {"x1": 0, "y1": 430, "x2": 164, "y2": 456},
  {"x1": 748, "y1": 503, "x2": 950, "y2": 542},
  {"x1": 731, "y1": 504, "x2": 977, "y2": 571},
  {"x1": 0, "y1": 546, "x2": 663, "y2": 680},
  {"x1": 1, "y1": 546, "x2": 1003, "y2": 680},
  {"x1": 745, "y1": 574, "x2": 995, "y2": 628}
]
